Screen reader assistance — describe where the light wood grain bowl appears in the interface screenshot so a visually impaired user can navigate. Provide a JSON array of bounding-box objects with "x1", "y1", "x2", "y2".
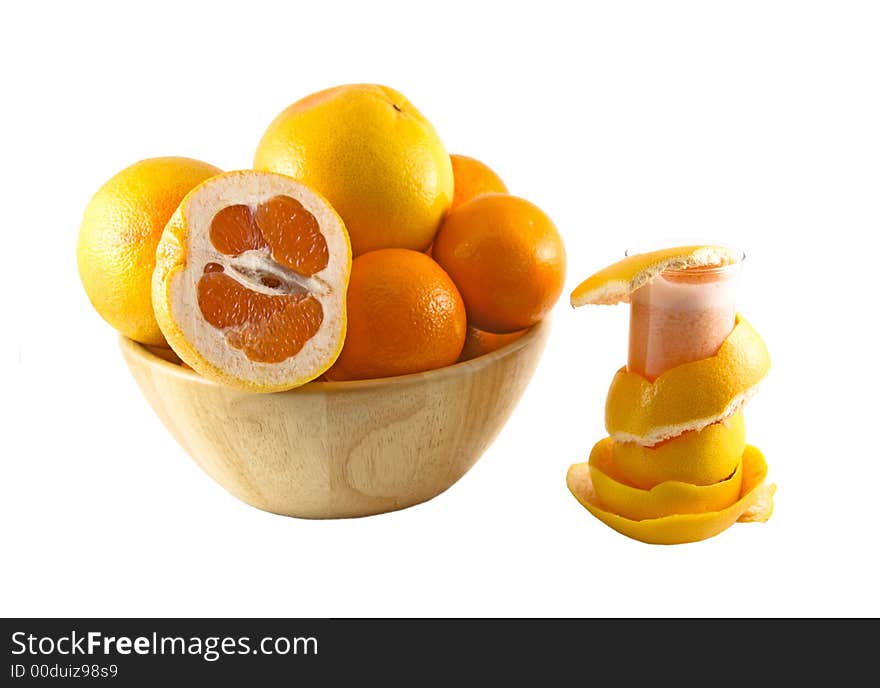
[{"x1": 120, "y1": 319, "x2": 550, "y2": 518}]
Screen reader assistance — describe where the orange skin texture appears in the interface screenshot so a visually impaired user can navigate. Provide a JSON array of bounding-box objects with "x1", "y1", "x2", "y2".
[
  {"x1": 326, "y1": 249, "x2": 467, "y2": 381},
  {"x1": 450, "y1": 154, "x2": 508, "y2": 209},
  {"x1": 459, "y1": 326, "x2": 526, "y2": 362},
  {"x1": 432, "y1": 194, "x2": 566, "y2": 333},
  {"x1": 254, "y1": 84, "x2": 453, "y2": 257}
]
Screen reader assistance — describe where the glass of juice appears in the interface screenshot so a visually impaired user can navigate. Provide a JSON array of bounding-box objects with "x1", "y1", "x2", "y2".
[{"x1": 627, "y1": 247, "x2": 744, "y2": 381}]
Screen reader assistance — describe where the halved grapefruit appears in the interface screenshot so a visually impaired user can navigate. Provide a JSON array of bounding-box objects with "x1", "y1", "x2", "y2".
[{"x1": 152, "y1": 170, "x2": 351, "y2": 392}]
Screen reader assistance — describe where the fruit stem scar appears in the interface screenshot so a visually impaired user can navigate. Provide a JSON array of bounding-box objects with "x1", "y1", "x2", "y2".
[
  {"x1": 392, "y1": 103, "x2": 402, "y2": 112},
  {"x1": 214, "y1": 249, "x2": 330, "y2": 297}
]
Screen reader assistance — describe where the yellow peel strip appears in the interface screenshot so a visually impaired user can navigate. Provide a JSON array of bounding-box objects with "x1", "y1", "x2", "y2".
[
  {"x1": 589, "y1": 437, "x2": 743, "y2": 521},
  {"x1": 605, "y1": 316, "x2": 770, "y2": 446},
  {"x1": 570, "y1": 245, "x2": 736, "y2": 307},
  {"x1": 611, "y1": 411, "x2": 746, "y2": 489},
  {"x1": 567, "y1": 444, "x2": 774, "y2": 545}
]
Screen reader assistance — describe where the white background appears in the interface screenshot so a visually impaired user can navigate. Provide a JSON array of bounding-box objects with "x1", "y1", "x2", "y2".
[{"x1": 3, "y1": 1, "x2": 878, "y2": 617}]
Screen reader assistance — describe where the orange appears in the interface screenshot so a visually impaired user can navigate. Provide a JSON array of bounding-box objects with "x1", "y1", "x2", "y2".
[
  {"x1": 326, "y1": 249, "x2": 466, "y2": 381},
  {"x1": 77, "y1": 157, "x2": 222, "y2": 345},
  {"x1": 152, "y1": 170, "x2": 351, "y2": 392},
  {"x1": 432, "y1": 194, "x2": 566, "y2": 333},
  {"x1": 254, "y1": 84, "x2": 453, "y2": 257},
  {"x1": 450, "y1": 154, "x2": 508, "y2": 209},
  {"x1": 459, "y1": 326, "x2": 526, "y2": 362}
]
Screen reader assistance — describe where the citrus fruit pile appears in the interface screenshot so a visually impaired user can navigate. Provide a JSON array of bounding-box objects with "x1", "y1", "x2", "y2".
[
  {"x1": 566, "y1": 246, "x2": 775, "y2": 544},
  {"x1": 77, "y1": 84, "x2": 566, "y2": 391}
]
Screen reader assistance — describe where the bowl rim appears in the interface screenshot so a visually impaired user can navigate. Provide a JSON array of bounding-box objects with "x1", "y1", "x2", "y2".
[{"x1": 120, "y1": 317, "x2": 550, "y2": 394}]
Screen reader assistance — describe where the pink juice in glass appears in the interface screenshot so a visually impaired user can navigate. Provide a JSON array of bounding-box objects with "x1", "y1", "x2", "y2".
[{"x1": 627, "y1": 256, "x2": 743, "y2": 381}]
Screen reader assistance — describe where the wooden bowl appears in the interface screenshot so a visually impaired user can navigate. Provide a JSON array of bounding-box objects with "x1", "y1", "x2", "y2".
[{"x1": 120, "y1": 319, "x2": 550, "y2": 518}]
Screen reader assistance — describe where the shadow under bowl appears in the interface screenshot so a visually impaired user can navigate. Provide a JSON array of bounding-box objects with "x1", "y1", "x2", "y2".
[{"x1": 119, "y1": 319, "x2": 550, "y2": 518}]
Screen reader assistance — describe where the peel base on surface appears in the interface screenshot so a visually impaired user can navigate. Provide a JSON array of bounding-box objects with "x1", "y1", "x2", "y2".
[{"x1": 567, "y1": 444, "x2": 774, "y2": 545}]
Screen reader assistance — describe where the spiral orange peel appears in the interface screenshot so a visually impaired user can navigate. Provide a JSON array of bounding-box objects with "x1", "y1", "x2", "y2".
[
  {"x1": 588, "y1": 437, "x2": 743, "y2": 521},
  {"x1": 569, "y1": 244, "x2": 773, "y2": 544},
  {"x1": 612, "y1": 412, "x2": 746, "y2": 488},
  {"x1": 605, "y1": 316, "x2": 770, "y2": 445},
  {"x1": 567, "y1": 444, "x2": 774, "y2": 544}
]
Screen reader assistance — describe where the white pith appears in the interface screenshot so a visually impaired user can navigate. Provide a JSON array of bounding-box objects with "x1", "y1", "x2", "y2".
[{"x1": 170, "y1": 172, "x2": 348, "y2": 386}]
